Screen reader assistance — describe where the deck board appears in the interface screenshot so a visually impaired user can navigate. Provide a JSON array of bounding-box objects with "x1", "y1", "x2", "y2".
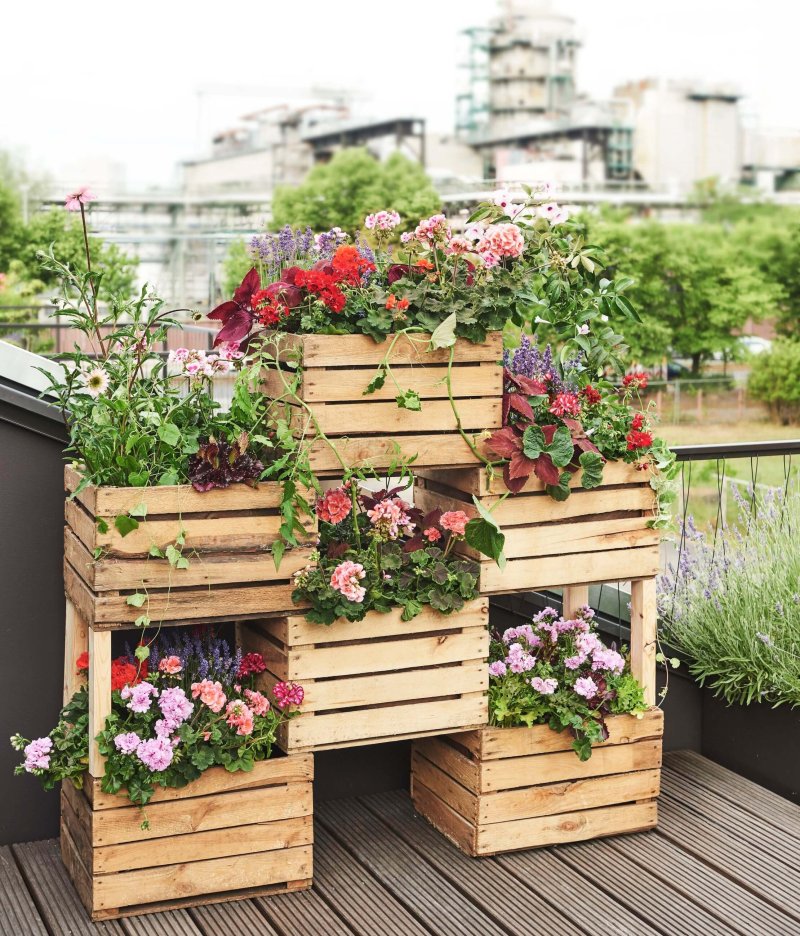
[{"x1": 4, "y1": 753, "x2": 800, "y2": 935}]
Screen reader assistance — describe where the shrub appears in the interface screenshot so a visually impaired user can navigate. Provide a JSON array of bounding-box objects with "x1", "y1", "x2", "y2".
[{"x1": 749, "y1": 338, "x2": 800, "y2": 424}]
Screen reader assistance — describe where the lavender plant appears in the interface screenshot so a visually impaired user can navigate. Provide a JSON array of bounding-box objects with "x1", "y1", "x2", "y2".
[{"x1": 658, "y1": 485, "x2": 800, "y2": 707}]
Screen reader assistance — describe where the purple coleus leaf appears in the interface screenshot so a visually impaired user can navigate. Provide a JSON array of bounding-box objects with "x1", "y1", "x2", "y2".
[{"x1": 209, "y1": 268, "x2": 262, "y2": 348}]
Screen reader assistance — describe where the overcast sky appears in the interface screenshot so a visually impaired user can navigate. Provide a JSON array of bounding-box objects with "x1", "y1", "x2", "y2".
[{"x1": 1, "y1": 0, "x2": 794, "y2": 190}]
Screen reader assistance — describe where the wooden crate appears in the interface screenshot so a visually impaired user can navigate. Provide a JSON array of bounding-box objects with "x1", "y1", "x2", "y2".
[
  {"x1": 59, "y1": 754, "x2": 313, "y2": 920},
  {"x1": 63, "y1": 465, "x2": 316, "y2": 628},
  {"x1": 411, "y1": 708, "x2": 663, "y2": 856},
  {"x1": 415, "y1": 461, "x2": 660, "y2": 595},
  {"x1": 240, "y1": 600, "x2": 490, "y2": 752},
  {"x1": 261, "y1": 332, "x2": 503, "y2": 474}
]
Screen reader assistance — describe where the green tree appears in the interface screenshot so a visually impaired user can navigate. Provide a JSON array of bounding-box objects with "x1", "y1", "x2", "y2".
[
  {"x1": 0, "y1": 180, "x2": 22, "y2": 273},
  {"x1": 271, "y1": 148, "x2": 441, "y2": 233},
  {"x1": 749, "y1": 338, "x2": 800, "y2": 423}
]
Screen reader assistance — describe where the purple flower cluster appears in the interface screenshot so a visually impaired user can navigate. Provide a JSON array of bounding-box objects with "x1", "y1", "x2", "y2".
[
  {"x1": 23, "y1": 737, "x2": 52, "y2": 772},
  {"x1": 503, "y1": 335, "x2": 581, "y2": 394},
  {"x1": 249, "y1": 225, "x2": 316, "y2": 277},
  {"x1": 155, "y1": 687, "x2": 194, "y2": 736},
  {"x1": 136, "y1": 633, "x2": 241, "y2": 685}
]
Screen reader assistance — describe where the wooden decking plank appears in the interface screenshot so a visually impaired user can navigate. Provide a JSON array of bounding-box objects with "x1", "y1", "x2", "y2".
[
  {"x1": 665, "y1": 750, "x2": 800, "y2": 838},
  {"x1": 496, "y1": 849, "x2": 661, "y2": 936},
  {"x1": 255, "y1": 887, "x2": 355, "y2": 936},
  {"x1": 12, "y1": 839, "x2": 124, "y2": 934},
  {"x1": 312, "y1": 824, "x2": 431, "y2": 936},
  {"x1": 662, "y1": 767, "x2": 800, "y2": 865},
  {"x1": 121, "y1": 909, "x2": 204, "y2": 936},
  {"x1": 657, "y1": 796, "x2": 800, "y2": 921},
  {"x1": 365, "y1": 790, "x2": 589, "y2": 936},
  {"x1": 609, "y1": 824, "x2": 800, "y2": 936},
  {"x1": 0, "y1": 845, "x2": 49, "y2": 936},
  {"x1": 189, "y1": 899, "x2": 281, "y2": 935},
  {"x1": 318, "y1": 796, "x2": 509, "y2": 936},
  {"x1": 554, "y1": 836, "x2": 735, "y2": 936}
]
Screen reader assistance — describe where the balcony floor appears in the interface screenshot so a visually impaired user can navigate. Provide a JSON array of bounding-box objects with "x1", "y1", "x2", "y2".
[{"x1": 2, "y1": 750, "x2": 800, "y2": 935}]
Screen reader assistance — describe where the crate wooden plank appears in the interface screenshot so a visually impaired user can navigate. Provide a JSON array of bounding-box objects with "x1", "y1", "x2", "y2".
[
  {"x1": 286, "y1": 693, "x2": 488, "y2": 750},
  {"x1": 66, "y1": 529, "x2": 313, "y2": 592},
  {"x1": 307, "y1": 432, "x2": 491, "y2": 474},
  {"x1": 294, "y1": 361, "x2": 502, "y2": 403},
  {"x1": 295, "y1": 331, "x2": 503, "y2": 368},
  {"x1": 307, "y1": 398, "x2": 500, "y2": 436},
  {"x1": 84, "y1": 754, "x2": 314, "y2": 810}
]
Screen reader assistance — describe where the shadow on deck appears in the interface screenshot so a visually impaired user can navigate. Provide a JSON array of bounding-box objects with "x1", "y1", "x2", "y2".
[{"x1": 2, "y1": 751, "x2": 800, "y2": 936}]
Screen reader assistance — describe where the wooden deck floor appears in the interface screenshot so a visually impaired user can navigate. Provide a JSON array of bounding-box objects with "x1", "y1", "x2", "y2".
[{"x1": 3, "y1": 751, "x2": 800, "y2": 936}]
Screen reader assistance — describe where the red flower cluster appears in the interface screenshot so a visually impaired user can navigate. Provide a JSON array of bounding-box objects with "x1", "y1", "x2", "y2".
[
  {"x1": 316, "y1": 487, "x2": 352, "y2": 524},
  {"x1": 111, "y1": 657, "x2": 144, "y2": 692},
  {"x1": 626, "y1": 429, "x2": 653, "y2": 451},
  {"x1": 549, "y1": 392, "x2": 581, "y2": 417},
  {"x1": 631, "y1": 413, "x2": 645, "y2": 431},
  {"x1": 385, "y1": 294, "x2": 410, "y2": 311},
  {"x1": 622, "y1": 372, "x2": 649, "y2": 391},
  {"x1": 238, "y1": 652, "x2": 267, "y2": 679},
  {"x1": 252, "y1": 289, "x2": 291, "y2": 328},
  {"x1": 582, "y1": 385, "x2": 602, "y2": 405},
  {"x1": 76, "y1": 652, "x2": 89, "y2": 673},
  {"x1": 293, "y1": 245, "x2": 375, "y2": 314}
]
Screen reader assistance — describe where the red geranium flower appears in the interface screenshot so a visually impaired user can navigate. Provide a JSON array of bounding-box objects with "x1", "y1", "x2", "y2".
[
  {"x1": 316, "y1": 487, "x2": 352, "y2": 524},
  {"x1": 622, "y1": 372, "x2": 649, "y2": 391},
  {"x1": 626, "y1": 429, "x2": 653, "y2": 451},
  {"x1": 111, "y1": 658, "x2": 141, "y2": 692},
  {"x1": 631, "y1": 413, "x2": 646, "y2": 431},
  {"x1": 238, "y1": 653, "x2": 267, "y2": 679},
  {"x1": 583, "y1": 385, "x2": 602, "y2": 405},
  {"x1": 76, "y1": 651, "x2": 89, "y2": 673}
]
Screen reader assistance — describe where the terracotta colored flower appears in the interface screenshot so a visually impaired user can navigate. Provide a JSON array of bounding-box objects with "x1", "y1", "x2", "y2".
[
  {"x1": 316, "y1": 487, "x2": 352, "y2": 525},
  {"x1": 158, "y1": 655, "x2": 182, "y2": 675}
]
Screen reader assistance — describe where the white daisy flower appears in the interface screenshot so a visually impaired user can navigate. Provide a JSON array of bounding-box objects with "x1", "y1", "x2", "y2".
[{"x1": 81, "y1": 366, "x2": 110, "y2": 398}]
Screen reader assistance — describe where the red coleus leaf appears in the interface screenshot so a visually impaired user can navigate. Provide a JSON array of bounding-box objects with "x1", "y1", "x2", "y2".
[
  {"x1": 265, "y1": 282, "x2": 303, "y2": 309},
  {"x1": 403, "y1": 535, "x2": 425, "y2": 553},
  {"x1": 509, "y1": 372, "x2": 549, "y2": 397},
  {"x1": 213, "y1": 310, "x2": 255, "y2": 347},
  {"x1": 508, "y1": 393, "x2": 535, "y2": 421},
  {"x1": 503, "y1": 462, "x2": 529, "y2": 494},
  {"x1": 387, "y1": 263, "x2": 413, "y2": 285},
  {"x1": 233, "y1": 267, "x2": 261, "y2": 306},
  {"x1": 574, "y1": 436, "x2": 601, "y2": 455},
  {"x1": 486, "y1": 426, "x2": 522, "y2": 459},
  {"x1": 207, "y1": 299, "x2": 239, "y2": 322},
  {"x1": 326, "y1": 541, "x2": 350, "y2": 560},
  {"x1": 508, "y1": 450, "x2": 537, "y2": 481},
  {"x1": 533, "y1": 453, "x2": 561, "y2": 486},
  {"x1": 422, "y1": 508, "x2": 443, "y2": 528},
  {"x1": 541, "y1": 424, "x2": 558, "y2": 445}
]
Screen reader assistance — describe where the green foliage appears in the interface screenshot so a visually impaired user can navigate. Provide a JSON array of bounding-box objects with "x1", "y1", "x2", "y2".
[
  {"x1": 271, "y1": 149, "x2": 441, "y2": 234},
  {"x1": 748, "y1": 338, "x2": 800, "y2": 423},
  {"x1": 221, "y1": 237, "x2": 252, "y2": 298}
]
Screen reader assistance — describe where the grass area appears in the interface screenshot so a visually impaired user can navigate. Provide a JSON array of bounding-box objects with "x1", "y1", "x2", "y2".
[{"x1": 658, "y1": 421, "x2": 800, "y2": 447}]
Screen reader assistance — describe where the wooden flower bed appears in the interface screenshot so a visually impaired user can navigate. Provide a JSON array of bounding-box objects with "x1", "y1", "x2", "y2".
[
  {"x1": 415, "y1": 461, "x2": 660, "y2": 594},
  {"x1": 261, "y1": 332, "x2": 503, "y2": 475},
  {"x1": 63, "y1": 465, "x2": 316, "y2": 628},
  {"x1": 411, "y1": 708, "x2": 663, "y2": 856},
  {"x1": 240, "y1": 600, "x2": 490, "y2": 752},
  {"x1": 59, "y1": 754, "x2": 313, "y2": 920}
]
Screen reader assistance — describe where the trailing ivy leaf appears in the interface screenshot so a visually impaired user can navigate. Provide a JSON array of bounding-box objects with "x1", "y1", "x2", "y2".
[
  {"x1": 579, "y1": 450, "x2": 605, "y2": 489},
  {"x1": 157, "y1": 423, "x2": 181, "y2": 447},
  {"x1": 128, "y1": 503, "x2": 148, "y2": 519},
  {"x1": 546, "y1": 471, "x2": 573, "y2": 501},
  {"x1": 96, "y1": 518, "x2": 109, "y2": 535},
  {"x1": 175, "y1": 556, "x2": 190, "y2": 570},
  {"x1": 114, "y1": 514, "x2": 139, "y2": 537},
  {"x1": 521, "y1": 425, "x2": 546, "y2": 460},
  {"x1": 158, "y1": 470, "x2": 180, "y2": 486},
  {"x1": 396, "y1": 389, "x2": 422, "y2": 411},
  {"x1": 126, "y1": 592, "x2": 146, "y2": 608},
  {"x1": 127, "y1": 470, "x2": 148, "y2": 486},
  {"x1": 134, "y1": 614, "x2": 150, "y2": 628},
  {"x1": 134, "y1": 645, "x2": 150, "y2": 662},
  {"x1": 148, "y1": 545, "x2": 164, "y2": 558},
  {"x1": 363, "y1": 365, "x2": 387, "y2": 396},
  {"x1": 465, "y1": 517, "x2": 506, "y2": 570},
  {"x1": 165, "y1": 544, "x2": 181, "y2": 567},
  {"x1": 271, "y1": 539, "x2": 285, "y2": 571},
  {"x1": 429, "y1": 311, "x2": 458, "y2": 350},
  {"x1": 545, "y1": 426, "x2": 574, "y2": 468},
  {"x1": 175, "y1": 529, "x2": 186, "y2": 547}
]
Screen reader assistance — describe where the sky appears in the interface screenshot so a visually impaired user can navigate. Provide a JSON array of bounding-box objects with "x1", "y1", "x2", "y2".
[{"x1": 1, "y1": 0, "x2": 796, "y2": 190}]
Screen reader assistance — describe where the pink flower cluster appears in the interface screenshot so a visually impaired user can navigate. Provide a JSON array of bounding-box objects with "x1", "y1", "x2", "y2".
[
  {"x1": 168, "y1": 347, "x2": 241, "y2": 379},
  {"x1": 244, "y1": 689, "x2": 270, "y2": 716},
  {"x1": 539, "y1": 202, "x2": 569, "y2": 225},
  {"x1": 273, "y1": 681, "x2": 305, "y2": 709},
  {"x1": 364, "y1": 210, "x2": 401, "y2": 231},
  {"x1": 549, "y1": 392, "x2": 581, "y2": 417},
  {"x1": 367, "y1": 497, "x2": 414, "y2": 540},
  {"x1": 121, "y1": 681, "x2": 158, "y2": 714},
  {"x1": 114, "y1": 732, "x2": 141, "y2": 754},
  {"x1": 23, "y1": 737, "x2": 52, "y2": 772},
  {"x1": 136, "y1": 735, "x2": 174, "y2": 772},
  {"x1": 316, "y1": 487, "x2": 352, "y2": 524},
  {"x1": 225, "y1": 700, "x2": 254, "y2": 736},
  {"x1": 159, "y1": 655, "x2": 182, "y2": 675},
  {"x1": 530, "y1": 677, "x2": 558, "y2": 695},
  {"x1": 477, "y1": 223, "x2": 525, "y2": 262},
  {"x1": 65, "y1": 187, "x2": 96, "y2": 211},
  {"x1": 440, "y1": 510, "x2": 469, "y2": 537},
  {"x1": 191, "y1": 679, "x2": 227, "y2": 713},
  {"x1": 330, "y1": 560, "x2": 366, "y2": 603},
  {"x1": 412, "y1": 214, "x2": 451, "y2": 245},
  {"x1": 156, "y1": 687, "x2": 194, "y2": 736}
]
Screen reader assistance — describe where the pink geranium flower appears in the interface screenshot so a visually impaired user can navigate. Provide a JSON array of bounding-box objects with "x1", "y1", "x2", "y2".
[
  {"x1": 330, "y1": 560, "x2": 366, "y2": 603},
  {"x1": 190, "y1": 679, "x2": 227, "y2": 713},
  {"x1": 478, "y1": 223, "x2": 525, "y2": 259},
  {"x1": 65, "y1": 187, "x2": 97, "y2": 211},
  {"x1": 158, "y1": 655, "x2": 182, "y2": 675},
  {"x1": 440, "y1": 510, "x2": 469, "y2": 537}
]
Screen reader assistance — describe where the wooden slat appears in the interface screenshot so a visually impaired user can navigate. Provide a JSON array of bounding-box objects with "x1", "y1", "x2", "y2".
[
  {"x1": 64, "y1": 597, "x2": 89, "y2": 702},
  {"x1": 479, "y1": 738, "x2": 662, "y2": 793},
  {"x1": 286, "y1": 629, "x2": 488, "y2": 680},
  {"x1": 410, "y1": 750, "x2": 479, "y2": 821},
  {"x1": 412, "y1": 736, "x2": 481, "y2": 790},
  {"x1": 285, "y1": 693, "x2": 488, "y2": 749},
  {"x1": 479, "y1": 768, "x2": 661, "y2": 824},
  {"x1": 631, "y1": 577, "x2": 658, "y2": 705},
  {"x1": 308, "y1": 398, "x2": 500, "y2": 435},
  {"x1": 308, "y1": 432, "x2": 490, "y2": 474},
  {"x1": 85, "y1": 754, "x2": 313, "y2": 809},
  {"x1": 317, "y1": 797, "x2": 509, "y2": 936},
  {"x1": 0, "y1": 845, "x2": 50, "y2": 936},
  {"x1": 65, "y1": 528, "x2": 313, "y2": 591},
  {"x1": 190, "y1": 899, "x2": 282, "y2": 936},
  {"x1": 419, "y1": 459, "x2": 649, "y2": 496},
  {"x1": 296, "y1": 331, "x2": 503, "y2": 367},
  {"x1": 478, "y1": 545, "x2": 661, "y2": 593},
  {"x1": 255, "y1": 888, "x2": 355, "y2": 936},
  {"x1": 293, "y1": 360, "x2": 502, "y2": 403},
  {"x1": 88, "y1": 628, "x2": 111, "y2": 777}
]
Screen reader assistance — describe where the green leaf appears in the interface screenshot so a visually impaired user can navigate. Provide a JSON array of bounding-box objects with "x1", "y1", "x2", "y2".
[
  {"x1": 134, "y1": 645, "x2": 150, "y2": 662},
  {"x1": 157, "y1": 423, "x2": 181, "y2": 447},
  {"x1": 165, "y1": 544, "x2": 181, "y2": 567},
  {"x1": 429, "y1": 312, "x2": 458, "y2": 350},
  {"x1": 148, "y1": 545, "x2": 165, "y2": 558},
  {"x1": 396, "y1": 389, "x2": 422, "y2": 411},
  {"x1": 545, "y1": 426, "x2": 574, "y2": 468},
  {"x1": 126, "y1": 592, "x2": 147, "y2": 608},
  {"x1": 465, "y1": 517, "x2": 506, "y2": 569},
  {"x1": 128, "y1": 502, "x2": 148, "y2": 519},
  {"x1": 546, "y1": 471, "x2": 572, "y2": 501},
  {"x1": 579, "y1": 451, "x2": 605, "y2": 489},
  {"x1": 158, "y1": 470, "x2": 180, "y2": 486},
  {"x1": 271, "y1": 539, "x2": 285, "y2": 571},
  {"x1": 363, "y1": 366, "x2": 387, "y2": 396},
  {"x1": 96, "y1": 518, "x2": 109, "y2": 535},
  {"x1": 114, "y1": 514, "x2": 139, "y2": 537},
  {"x1": 134, "y1": 614, "x2": 150, "y2": 628},
  {"x1": 175, "y1": 556, "x2": 190, "y2": 570},
  {"x1": 127, "y1": 470, "x2": 148, "y2": 487},
  {"x1": 521, "y1": 425, "x2": 546, "y2": 460}
]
